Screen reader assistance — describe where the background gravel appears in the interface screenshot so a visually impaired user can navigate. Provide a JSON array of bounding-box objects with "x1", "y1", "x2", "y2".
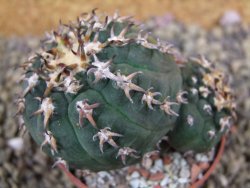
[{"x1": 0, "y1": 17, "x2": 249, "y2": 188}]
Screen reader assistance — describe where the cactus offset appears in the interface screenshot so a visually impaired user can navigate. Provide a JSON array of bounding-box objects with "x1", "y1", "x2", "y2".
[
  {"x1": 18, "y1": 10, "x2": 235, "y2": 172},
  {"x1": 166, "y1": 57, "x2": 235, "y2": 152}
]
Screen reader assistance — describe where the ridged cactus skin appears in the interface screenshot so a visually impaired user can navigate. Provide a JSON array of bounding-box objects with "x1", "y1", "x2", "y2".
[
  {"x1": 18, "y1": 11, "x2": 235, "y2": 172},
  {"x1": 167, "y1": 60, "x2": 234, "y2": 152}
]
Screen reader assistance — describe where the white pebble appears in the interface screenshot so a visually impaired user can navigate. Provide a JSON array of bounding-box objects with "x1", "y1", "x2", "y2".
[
  {"x1": 179, "y1": 168, "x2": 190, "y2": 178},
  {"x1": 150, "y1": 159, "x2": 164, "y2": 173},
  {"x1": 160, "y1": 176, "x2": 169, "y2": 186},
  {"x1": 130, "y1": 171, "x2": 140, "y2": 179},
  {"x1": 220, "y1": 10, "x2": 241, "y2": 26},
  {"x1": 164, "y1": 165, "x2": 171, "y2": 172},
  {"x1": 142, "y1": 157, "x2": 153, "y2": 169},
  {"x1": 98, "y1": 171, "x2": 111, "y2": 177},
  {"x1": 195, "y1": 154, "x2": 206, "y2": 162},
  {"x1": 129, "y1": 179, "x2": 141, "y2": 188},
  {"x1": 219, "y1": 174, "x2": 229, "y2": 186},
  {"x1": 178, "y1": 178, "x2": 190, "y2": 184},
  {"x1": 138, "y1": 178, "x2": 148, "y2": 187},
  {"x1": 180, "y1": 159, "x2": 188, "y2": 167},
  {"x1": 154, "y1": 159, "x2": 164, "y2": 169},
  {"x1": 173, "y1": 158, "x2": 179, "y2": 166},
  {"x1": 169, "y1": 183, "x2": 177, "y2": 188},
  {"x1": 7, "y1": 137, "x2": 24, "y2": 151},
  {"x1": 172, "y1": 152, "x2": 181, "y2": 159},
  {"x1": 146, "y1": 180, "x2": 155, "y2": 187}
]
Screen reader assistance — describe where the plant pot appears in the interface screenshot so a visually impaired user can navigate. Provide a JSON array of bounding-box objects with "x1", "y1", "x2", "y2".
[{"x1": 57, "y1": 136, "x2": 226, "y2": 188}]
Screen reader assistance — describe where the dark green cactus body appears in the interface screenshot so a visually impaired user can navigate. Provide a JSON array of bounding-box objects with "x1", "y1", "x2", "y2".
[
  {"x1": 20, "y1": 11, "x2": 235, "y2": 172},
  {"x1": 167, "y1": 61, "x2": 231, "y2": 152},
  {"x1": 22, "y1": 19, "x2": 183, "y2": 171}
]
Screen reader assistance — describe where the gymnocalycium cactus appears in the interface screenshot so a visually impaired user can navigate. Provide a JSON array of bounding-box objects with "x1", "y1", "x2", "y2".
[{"x1": 17, "y1": 10, "x2": 235, "y2": 172}]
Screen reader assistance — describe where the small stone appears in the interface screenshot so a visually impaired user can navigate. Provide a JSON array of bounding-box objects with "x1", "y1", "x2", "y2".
[
  {"x1": 4, "y1": 120, "x2": 18, "y2": 139},
  {"x1": 151, "y1": 159, "x2": 164, "y2": 173},
  {"x1": 7, "y1": 137, "x2": 24, "y2": 151},
  {"x1": 138, "y1": 178, "x2": 148, "y2": 187},
  {"x1": 173, "y1": 158, "x2": 179, "y2": 166},
  {"x1": 164, "y1": 164, "x2": 171, "y2": 172},
  {"x1": 154, "y1": 184, "x2": 161, "y2": 188},
  {"x1": 7, "y1": 178, "x2": 18, "y2": 188},
  {"x1": 212, "y1": 27, "x2": 223, "y2": 39},
  {"x1": 178, "y1": 177, "x2": 189, "y2": 184},
  {"x1": 219, "y1": 174, "x2": 229, "y2": 187},
  {"x1": 169, "y1": 183, "x2": 177, "y2": 188},
  {"x1": 150, "y1": 154, "x2": 160, "y2": 160},
  {"x1": 12, "y1": 169, "x2": 19, "y2": 182},
  {"x1": 129, "y1": 178, "x2": 141, "y2": 188},
  {"x1": 172, "y1": 152, "x2": 181, "y2": 160},
  {"x1": 0, "y1": 102, "x2": 5, "y2": 124},
  {"x1": 154, "y1": 159, "x2": 164, "y2": 169},
  {"x1": 142, "y1": 157, "x2": 153, "y2": 169},
  {"x1": 33, "y1": 151, "x2": 47, "y2": 166},
  {"x1": 179, "y1": 167, "x2": 190, "y2": 178},
  {"x1": 155, "y1": 13, "x2": 174, "y2": 27},
  {"x1": 163, "y1": 155, "x2": 172, "y2": 165},
  {"x1": 130, "y1": 171, "x2": 140, "y2": 179},
  {"x1": 26, "y1": 178, "x2": 38, "y2": 188},
  {"x1": 3, "y1": 162, "x2": 13, "y2": 174},
  {"x1": 220, "y1": 10, "x2": 241, "y2": 26},
  {"x1": 160, "y1": 176, "x2": 169, "y2": 186},
  {"x1": 195, "y1": 153, "x2": 210, "y2": 162},
  {"x1": 139, "y1": 168, "x2": 150, "y2": 179},
  {"x1": 127, "y1": 166, "x2": 137, "y2": 174},
  {"x1": 33, "y1": 164, "x2": 44, "y2": 174},
  {"x1": 180, "y1": 158, "x2": 188, "y2": 167},
  {"x1": 149, "y1": 172, "x2": 165, "y2": 181},
  {"x1": 0, "y1": 137, "x2": 5, "y2": 148}
]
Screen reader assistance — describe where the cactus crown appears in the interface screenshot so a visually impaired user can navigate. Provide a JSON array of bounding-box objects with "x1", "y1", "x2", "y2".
[{"x1": 18, "y1": 10, "x2": 235, "y2": 171}]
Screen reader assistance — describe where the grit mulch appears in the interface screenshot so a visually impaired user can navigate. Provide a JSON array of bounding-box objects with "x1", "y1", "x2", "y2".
[{"x1": 0, "y1": 17, "x2": 250, "y2": 187}]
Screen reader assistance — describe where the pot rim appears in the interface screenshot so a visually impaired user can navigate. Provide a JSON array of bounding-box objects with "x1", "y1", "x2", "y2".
[
  {"x1": 189, "y1": 135, "x2": 226, "y2": 188},
  {"x1": 57, "y1": 135, "x2": 227, "y2": 188}
]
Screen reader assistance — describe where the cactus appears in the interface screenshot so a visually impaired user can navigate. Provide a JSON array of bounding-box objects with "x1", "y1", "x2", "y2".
[
  {"x1": 18, "y1": 10, "x2": 235, "y2": 172},
  {"x1": 166, "y1": 57, "x2": 236, "y2": 152}
]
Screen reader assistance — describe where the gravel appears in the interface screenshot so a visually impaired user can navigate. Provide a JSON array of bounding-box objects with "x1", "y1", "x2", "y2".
[{"x1": 1, "y1": 15, "x2": 250, "y2": 187}]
